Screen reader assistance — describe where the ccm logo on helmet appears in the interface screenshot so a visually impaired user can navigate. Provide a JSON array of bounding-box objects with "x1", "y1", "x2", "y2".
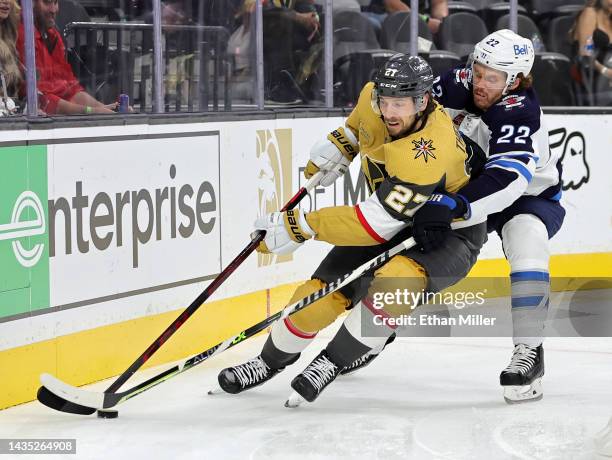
[{"x1": 514, "y1": 44, "x2": 529, "y2": 56}]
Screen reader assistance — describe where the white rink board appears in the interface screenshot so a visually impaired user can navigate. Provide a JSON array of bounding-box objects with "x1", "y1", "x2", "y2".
[
  {"x1": 546, "y1": 114, "x2": 612, "y2": 255},
  {"x1": 0, "y1": 113, "x2": 610, "y2": 350},
  {"x1": 48, "y1": 134, "x2": 222, "y2": 307}
]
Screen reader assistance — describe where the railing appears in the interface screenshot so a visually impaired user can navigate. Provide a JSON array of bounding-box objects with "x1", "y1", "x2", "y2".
[
  {"x1": 63, "y1": 22, "x2": 231, "y2": 112},
  {"x1": 11, "y1": 0, "x2": 609, "y2": 118}
]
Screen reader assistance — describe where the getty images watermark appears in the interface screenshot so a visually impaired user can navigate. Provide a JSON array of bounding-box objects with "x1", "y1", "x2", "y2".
[
  {"x1": 369, "y1": 288, "x2": 496, "y2": 328},
  {"x1": 362, "y1": 277, "x2": 612, "y2": 338}
]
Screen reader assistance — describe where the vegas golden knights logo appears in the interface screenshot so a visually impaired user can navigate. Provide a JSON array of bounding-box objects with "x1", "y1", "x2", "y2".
[{"x1": 256, "y1": 129, "x2": 293, "y2": 267}]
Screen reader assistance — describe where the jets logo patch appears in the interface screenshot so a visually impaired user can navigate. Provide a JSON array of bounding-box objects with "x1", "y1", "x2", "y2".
[
  {"x1": 412, "y1": 138, "x2": 437, "y2": 163},
  {"x1": 455, "y1": 68, "x2": 472, "y2": 89},
  {"x1": 497, "y1": 95, "x2": 526, "y2": 110}
]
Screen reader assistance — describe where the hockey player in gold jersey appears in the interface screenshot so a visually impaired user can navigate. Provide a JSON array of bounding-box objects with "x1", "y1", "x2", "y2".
[{"x1": 217, "y1": 54, "x2": 487, "y2": 405}]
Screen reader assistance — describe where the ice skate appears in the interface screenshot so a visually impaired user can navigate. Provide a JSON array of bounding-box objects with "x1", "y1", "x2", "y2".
[
  {"x1": 285, "y1": 350, "x2": 341, "y2": 407},
  {"x1": 340, "y1": 333, "x2": 396, "y2": 376},
  {"x1": 500, "y1": 344, "x2": 544, "y2": 404},
  {"x1": 217, "y1": 355, "x2": 284, "y2": 394}
]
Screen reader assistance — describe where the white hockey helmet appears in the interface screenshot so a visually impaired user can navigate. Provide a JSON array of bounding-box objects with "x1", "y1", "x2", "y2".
[{"x1": 470, "y1": 29, "x2": 535, "y2": 94}]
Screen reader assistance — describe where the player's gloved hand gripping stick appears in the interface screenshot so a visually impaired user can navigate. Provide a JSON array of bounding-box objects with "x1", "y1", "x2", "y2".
[
  {"x1": 37, "y1": 231, "x2": 417, "y2": 415},
  {"x1": 36, "y1": 171, "x2": 324, "y2": 415}
]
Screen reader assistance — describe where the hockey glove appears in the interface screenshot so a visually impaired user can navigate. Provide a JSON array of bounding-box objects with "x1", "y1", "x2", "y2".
[
  {"x1": 412, "y1": 193, "x2": 470, "y2": 253},
  {"x1": 254, "y1": 209, "x2": 315, "y2": 255},
  {"x1": 305, "y1": 127, "x2": 358, "y2": 187}
]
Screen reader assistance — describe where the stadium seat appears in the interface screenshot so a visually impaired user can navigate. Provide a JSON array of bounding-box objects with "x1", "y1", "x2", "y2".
[
  {"x1": 447, "y1": 1, "x2": 478, "y2": 15},
  {"x1": 531, "y1": 0, "x2": 584, "y2": 18},
  {"x1": 481, "y1": 2, "x2": 528, "y2": 32},
  {"x1": 462, "y1": 0, "x2": 496, "y2": 11},
  {"x1": 333, "y1": 10, "x2": 393, "y2": 106},
  {"x1": 531, "y1": 52, "x2": 575, "y2": 106},
  {"x1": 438, "y1": 12, "x2": 488, "y2": 59},
  {"x1": 495, "y1": 14, "x2": 546, "y2": 52},
  {"x1": 594, "y1": 51, "x2": 612, "y2": 106},
  {"x1": 334, "y1": 49, "x2": 396, "y2": 106},
  {"x1": 424, "y1": 50, "x2": 462, "y2": 78},
  {"x1": 551, "y1": 4, "x2": 582, "y2": 18},
  {"x1": 531, "y1": 0, "x2": 581, "y2": 42},
  {"x1": 546, "y1": 15, "x2": 575, "y2": 58},
  {"x1": 333, "y1": 10, "x2": 381, "y2": 60},
  {"x1": 56, "y1": 0, "x2": 90, "y2": 35},
  {"x1": 380, "y1": 12, "x2": 434, "y2": 54}
]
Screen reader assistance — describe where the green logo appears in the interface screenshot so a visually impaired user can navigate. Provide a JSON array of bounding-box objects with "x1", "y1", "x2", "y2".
[
  {"x1": 0, "y1": 146, "x2": 50, "y2": 318},
  {"x1": 0, "y1": 190, "x2": 46, "y2": 267},
  {"x1": 232, "y1": 331, "x2": 247, "y2": 344}
]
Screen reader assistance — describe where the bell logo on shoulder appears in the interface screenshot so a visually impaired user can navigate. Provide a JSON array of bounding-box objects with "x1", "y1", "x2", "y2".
[{"x1": 514, "y1": 44, "x2": 529, "y2": 56}]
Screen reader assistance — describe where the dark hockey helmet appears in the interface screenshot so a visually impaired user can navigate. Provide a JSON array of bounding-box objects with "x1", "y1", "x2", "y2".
[
  {"x1": 372, "y1": 54, "x2": 434, "y2": 115},
  {"x1": 373, "y1": 54, "x2": 434, "y2": 98}
]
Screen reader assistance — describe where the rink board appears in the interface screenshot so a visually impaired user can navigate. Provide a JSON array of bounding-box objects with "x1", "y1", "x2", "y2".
[{"x1": 0, "y1": 114, "x2": 610, "y2": 410}]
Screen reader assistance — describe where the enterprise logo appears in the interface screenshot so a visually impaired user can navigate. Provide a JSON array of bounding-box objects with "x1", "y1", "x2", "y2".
[{"x1": 0, "y1": 191, "x2": 46, "y2": 268}]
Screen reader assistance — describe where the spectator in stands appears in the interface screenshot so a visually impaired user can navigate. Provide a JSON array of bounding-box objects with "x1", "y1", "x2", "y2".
[
  {"x1": 363, "y1": 0, "x2": 448, "y2": 35},
  {"x1": 161, "y1": 0, "x2": 190, "y2": 25},
  {"x1": 17, "y1": 0, "x2": 118, "y2": 115},
  {"x1": 0, "y1": 0, "x2": 22, "y2": 114},
  {"x1": 141, "y1": 0, "x2": 193, "y2": 25},
  {"x1": 263, "y1": 0, "x2": 322, "y2": 104},
  {"x1": 571, "y1": 0, "x2": 612, "y2": 81},
  {"x1": 141, "y1": 1, "x2": 194, "y2": 53}
]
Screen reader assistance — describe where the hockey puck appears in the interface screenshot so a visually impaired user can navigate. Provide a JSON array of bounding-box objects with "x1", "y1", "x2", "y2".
[{"x1": 97, "y1": 410, "x2": 119, "y2": 419}]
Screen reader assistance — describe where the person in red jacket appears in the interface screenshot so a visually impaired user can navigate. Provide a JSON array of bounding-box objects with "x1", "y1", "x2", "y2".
[{"x1": 17, "y1": 0, "x2": 117, "y2": 115}]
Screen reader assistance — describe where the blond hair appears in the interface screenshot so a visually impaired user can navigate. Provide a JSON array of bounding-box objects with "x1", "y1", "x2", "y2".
[{"x1": 0, "y1": 0, "x2": 22, "y2": 96}]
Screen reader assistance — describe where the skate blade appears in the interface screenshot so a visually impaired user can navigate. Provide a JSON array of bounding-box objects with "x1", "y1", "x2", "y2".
[
  {"x1": 503, "y1": 378, "x2": 543, "y2": 404},
  {"x1": 284, "y1": 391, "x2": 305, "y2": 408},
  {"x1": 594, "y1": 417, "x2": 612, "y2": 456}
]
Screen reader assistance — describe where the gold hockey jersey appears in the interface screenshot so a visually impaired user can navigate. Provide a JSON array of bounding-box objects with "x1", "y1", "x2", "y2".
[{"x1": 305, "y1": 82, "x2": 470, "y2": 246}]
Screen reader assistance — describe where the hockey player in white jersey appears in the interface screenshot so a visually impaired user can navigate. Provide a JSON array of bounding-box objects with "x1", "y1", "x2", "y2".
[{"x1": 411, "y1": 29, "x2": 566, "y2": 403}]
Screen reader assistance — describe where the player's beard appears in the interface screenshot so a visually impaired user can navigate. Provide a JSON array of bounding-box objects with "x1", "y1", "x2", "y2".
[
  {"x1": 384, "y1": 114, "x2": 417, "y2": 138},
  {"x1": 473, "y1": 87, "x2": 501, "y2": 110},
  {"x1": 385, "y1": 118, "x2": 403, "y2": 136}
]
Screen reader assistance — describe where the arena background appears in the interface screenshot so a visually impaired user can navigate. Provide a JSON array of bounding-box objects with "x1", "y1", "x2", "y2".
[{"x1": 0, "y1": 109, "x2": 610, "y2": 410}]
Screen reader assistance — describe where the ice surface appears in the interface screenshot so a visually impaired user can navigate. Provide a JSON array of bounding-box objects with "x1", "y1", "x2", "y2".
[{"x1": 1, "y1": 321, "x2": 611, "y2": 459}]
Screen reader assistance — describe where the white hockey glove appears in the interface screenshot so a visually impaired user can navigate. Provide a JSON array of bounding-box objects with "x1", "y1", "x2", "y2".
[
  {"x1": 305, "y1": 127, "x2": 359, "y2": 187},
  {"x1": 254, "y1": 209, "x2": 316, "y2": 255}
]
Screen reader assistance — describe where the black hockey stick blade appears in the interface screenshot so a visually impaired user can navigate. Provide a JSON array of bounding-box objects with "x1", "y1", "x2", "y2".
[{"x1": 37, "y1": 385, "x2": 96, "y2": 415}]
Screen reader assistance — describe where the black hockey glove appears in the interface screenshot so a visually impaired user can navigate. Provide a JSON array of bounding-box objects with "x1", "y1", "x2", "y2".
[{"x1": 412, "y1": 193, "x2": 470, "y2": 253}]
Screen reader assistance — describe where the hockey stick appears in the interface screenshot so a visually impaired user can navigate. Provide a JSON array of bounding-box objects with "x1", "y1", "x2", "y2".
[
  {"x1": 36, "y1": 171, "x2": 323, "y2": 415},
  {"x1": 38, "y1": 236, "x2": 416, "y2": 414}
]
